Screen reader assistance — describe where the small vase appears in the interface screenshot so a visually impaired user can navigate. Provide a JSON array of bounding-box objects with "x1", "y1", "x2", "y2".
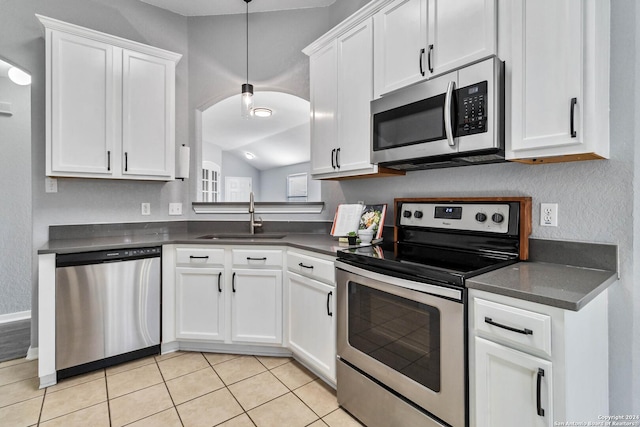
[{"x1": 347, "y1": 236, "x2": 357, "y2": 245}]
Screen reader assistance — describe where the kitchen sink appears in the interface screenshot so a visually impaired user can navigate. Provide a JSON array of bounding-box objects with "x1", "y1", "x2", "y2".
[{"x1": 196, "y1": 233, "x2": 286, "y2": 240}]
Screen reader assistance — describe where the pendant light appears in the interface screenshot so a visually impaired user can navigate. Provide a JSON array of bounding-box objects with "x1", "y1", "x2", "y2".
[{"x1": 241, "y1": 0, "x2": 254, "y2": 118}]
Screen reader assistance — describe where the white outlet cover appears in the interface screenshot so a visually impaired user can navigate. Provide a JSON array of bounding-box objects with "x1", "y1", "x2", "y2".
[
  {"x1": 169, "y1": 203, "x2": 182, "y2": 215},
  {"x1": 141, "y1": 203, "x2": 151, "y2": 215},
  {"x1": 540, "y1": 203, "x2": 558, "y2": 227},
  {"x1": 45, "y1": 177, "x2": 58, "y2": 193}
]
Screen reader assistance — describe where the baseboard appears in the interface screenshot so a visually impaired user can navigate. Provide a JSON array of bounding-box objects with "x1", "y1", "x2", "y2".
[
  {"x1": 26, "y1": 346, "x2": 38, "y2": 360},
  {"x1": 0, "y1": 310, "x2": 31, "y2": 324}
]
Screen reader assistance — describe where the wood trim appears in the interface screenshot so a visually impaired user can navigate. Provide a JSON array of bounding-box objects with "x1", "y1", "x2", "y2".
[
  {"x1": 323, "y1": 167, "x2": 406, "y2": 181},
  {"x1": 509, "y1": 153, "x2": 605, "y2": 165},
  {"x1": 393, "y1": 197, "x2": 532, "y2": 260}
]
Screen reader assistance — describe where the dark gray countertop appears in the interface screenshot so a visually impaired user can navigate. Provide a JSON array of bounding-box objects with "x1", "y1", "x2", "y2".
[
  {"x1": 38, "y1": 232, "x2": 346, "y2": 257},
  {"x1": 467, "y1": 261, "x2": 618, "y2": 311},
  {"x1": 39, "y1": 222, "x2": 618, "y2": 312}
]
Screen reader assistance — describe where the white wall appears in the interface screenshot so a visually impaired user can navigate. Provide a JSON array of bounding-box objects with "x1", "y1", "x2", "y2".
[
  {"x1": 0, "y1": 75, "x2": 31, "y2": 315},
  {"x1": 260, "y1": 162, "x2": 321, "y2": 202}
]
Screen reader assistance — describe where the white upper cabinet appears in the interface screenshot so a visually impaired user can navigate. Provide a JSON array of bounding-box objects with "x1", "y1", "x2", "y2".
[
  {"x1": 428, "y1": 0, "x2": 496, "y2": 77},
  {"x1": 336, "y1": 19, "x2": 376, "y2": 175},
  {"x1": 506, "y1": 0, "x2": 610, "y2": 163},
  {"x1": 38, "y1": 15, "x2": 182, "y2": 181},
  {"x1": 373, "y1": 0, "x2": 428, "y2": 98},
  {"x1": 121, "y1": 50, "x2": 176, "y2": 178},
  {"x1": 373, "y1": 0, "x2": 496, "y2": 98},
  {"x1": 309, "y1": 41, "x2": 339, "y2": 176},
  {"x1": 305, "y1": 11, "x2": 405, "y2": 180},
  {"x1": 48, "y1": 31, "x2": 115, "y2": 176}
]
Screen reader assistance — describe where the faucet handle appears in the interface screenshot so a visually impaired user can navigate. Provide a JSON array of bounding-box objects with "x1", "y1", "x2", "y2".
[{"x1": 254, "y1": 216, "x2": 263, "y2": 228}]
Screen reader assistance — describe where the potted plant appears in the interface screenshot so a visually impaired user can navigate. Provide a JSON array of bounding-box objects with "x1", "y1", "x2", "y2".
[{"x1": 347, "y1": 231, "x2": 358, "y2": 246}]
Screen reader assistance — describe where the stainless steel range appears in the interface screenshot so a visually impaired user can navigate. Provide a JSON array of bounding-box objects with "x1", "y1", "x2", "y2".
[{"x1": 335, "y1": 197, "x2": 531, "y2": 427}]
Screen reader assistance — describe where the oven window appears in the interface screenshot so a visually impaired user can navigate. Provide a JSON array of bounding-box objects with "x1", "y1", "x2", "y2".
[
  {"x1": 373, "y1": 94, "x2": 446, "y2": 151},
  {"x1": 347, "y1": 281, "x2": 441, "y2": 392}
]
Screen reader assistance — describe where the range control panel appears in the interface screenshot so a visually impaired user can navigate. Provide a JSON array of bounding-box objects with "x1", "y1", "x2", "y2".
[{"x1": 399, "y1": 202, "x2": 510, "y2": 234}]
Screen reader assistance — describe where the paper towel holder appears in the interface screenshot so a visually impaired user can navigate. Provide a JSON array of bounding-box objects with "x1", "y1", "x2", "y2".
[{"x1": 176, "y1": 144, "x2": 190, "y2": 181}]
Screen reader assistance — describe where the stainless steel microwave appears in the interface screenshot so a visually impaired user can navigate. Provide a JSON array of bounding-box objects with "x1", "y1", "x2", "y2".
[{"x1": 371, "y1": 57, "x2": 505, "y2": 170}]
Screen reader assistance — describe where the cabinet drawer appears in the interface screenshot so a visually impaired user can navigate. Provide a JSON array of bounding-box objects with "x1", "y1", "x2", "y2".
[
  {"x1": 473, "y1": 298, "x2": 552, "y2": 357},
  {"x1": 176, "y1": 248, "x2": 225, "y2": 265},
  {"x1": 232, "y1": 249, "x2": 283, "y2": 267},
  {"x1": 288, "y1": 252, "x2": 335, "y2": 284}
]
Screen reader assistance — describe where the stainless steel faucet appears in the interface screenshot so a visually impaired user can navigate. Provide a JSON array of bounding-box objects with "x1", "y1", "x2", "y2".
[{"x1": 249, "y1": 191, "x2": 262, "y2": 234}]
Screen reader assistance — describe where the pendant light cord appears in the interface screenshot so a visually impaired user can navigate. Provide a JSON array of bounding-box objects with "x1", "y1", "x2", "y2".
[{"x1": 245, "y1": 0, "x2": 250, "y2": 85}]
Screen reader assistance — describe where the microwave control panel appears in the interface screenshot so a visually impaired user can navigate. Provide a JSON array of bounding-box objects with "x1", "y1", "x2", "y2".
[{"x1": 456, "y1": 81, "x2": 488, "y2": 136}]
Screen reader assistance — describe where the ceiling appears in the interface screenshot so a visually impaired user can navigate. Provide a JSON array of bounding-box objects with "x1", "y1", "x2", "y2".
[
  {"x1": 139, "y1": 0, "x2": 337, "y2": 16},
  {"x1": 202, "y1": 91, "x2": 310, "y2": 171}
]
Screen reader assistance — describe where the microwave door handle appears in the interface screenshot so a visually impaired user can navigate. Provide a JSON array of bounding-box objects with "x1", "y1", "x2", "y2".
[{"x1": 444, "y1": 81, "x2": 456, "y2": 147}]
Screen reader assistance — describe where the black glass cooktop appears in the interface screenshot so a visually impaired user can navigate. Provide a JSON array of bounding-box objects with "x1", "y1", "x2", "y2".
[{"x1": 337, "y1": 240, "x2": 518, "y2": 287}]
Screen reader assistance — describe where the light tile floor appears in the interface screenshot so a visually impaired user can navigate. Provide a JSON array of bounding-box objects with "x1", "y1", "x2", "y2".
[{"x1": 0, "y1": 352, "x2": 364, "y2": 427}]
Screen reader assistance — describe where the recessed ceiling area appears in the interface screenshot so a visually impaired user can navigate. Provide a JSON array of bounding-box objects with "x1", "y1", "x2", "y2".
[
  {"x1": 202, "y1": 91, "x2": 310, "y2": 171},
  {"x1": 139, "y1": 0, "x2": 337, "y2": 16}
]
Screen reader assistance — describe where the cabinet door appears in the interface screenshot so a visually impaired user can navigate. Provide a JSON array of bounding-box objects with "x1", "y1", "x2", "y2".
[
  {"x1": 373, "y1": 0, "x2": 428, "y2": 98},
  {"x1": 475, "y1": 337, "x2": 553, "y2": 427},
  {"x1": 287, "y1": 272, "x2": 336, "y2": 382},
  {"x1": 428, "y1": 0, "x2": 496, "y2": 77},
  {"x1": 310, "y1": 41, "x2": 338, "y2": 176},
  {"x1": 175, "y1": 267, "x2": 225, "y2": 341},
  {"x1": 231, "y1": 269, "x2": 283, "y2": 344},
  {"x1": 509, "y1": 0, "x2": 583, "y2": 154},
  {"x1": 121, "y1": 49, "x2": 175, "y2": 179},
  {"x1": 336, "y1": 18, "x2": 375, "y2": 175},
  {"x1": 49, "y1": 31, "x2": 115, "y2": 176}
]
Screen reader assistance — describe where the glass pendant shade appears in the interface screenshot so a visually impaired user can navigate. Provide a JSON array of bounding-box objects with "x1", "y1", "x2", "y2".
[{"x1": 241, "y1": 83, "x2": 254, "y2": 118}]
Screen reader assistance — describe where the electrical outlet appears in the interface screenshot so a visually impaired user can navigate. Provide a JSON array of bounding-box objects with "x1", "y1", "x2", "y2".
[
  {"x1": 45, "y1": 177, "x2": 58, "y2": 193},
  {"x1": 540, "y1": 203, "x2": 558, "y2": 227},
  {"x1": 141, "y1": 203, "x2": 151, "y2": 216},
  {"x1": 169, "y1": 203, "x2": 182, "y2": 216}
]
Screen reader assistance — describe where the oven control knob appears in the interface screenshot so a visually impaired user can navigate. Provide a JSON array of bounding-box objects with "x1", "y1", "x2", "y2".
[
  {"x1": 414, "y1": 211, "x2": 423, "y2": 219},
  {"x1": 403, "y1": 210, "x2": 412, "y2": 218},
  {"x1": 492, "y1": 213, "x2": 505, "y2": 223},
  {"x1": 475, "y1": 212, "x2": 487, "y2": 223}
]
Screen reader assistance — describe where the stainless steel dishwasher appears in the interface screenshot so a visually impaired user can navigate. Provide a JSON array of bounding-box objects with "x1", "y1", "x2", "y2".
[{"x1": 55, "y1": 247, "x2": 161, "y2": 380}]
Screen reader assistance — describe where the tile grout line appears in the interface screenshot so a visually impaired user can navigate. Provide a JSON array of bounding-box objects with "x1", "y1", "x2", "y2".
[
  {"x1": 36, "y1": 386, "x2": 47, "y2": 427},
  {"x1": 154, "y1": 354, "x2": 186, "y2": 427}
]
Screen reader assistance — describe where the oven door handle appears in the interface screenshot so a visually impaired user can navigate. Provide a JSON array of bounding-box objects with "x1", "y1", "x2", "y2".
[
  {"x1": 444, "y1": 81, "x2": 456, "y2": 147},
  {"x1": 335, "y1": 261, "x2": 463, "y2": 302}
]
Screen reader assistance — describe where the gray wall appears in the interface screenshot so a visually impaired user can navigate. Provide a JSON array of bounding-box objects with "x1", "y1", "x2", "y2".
[
  {"x1": 260, "y1": 162, "x2": 321, "y2": 202},
  {"x1": 0, "y1": 0, "x2": 637, "y2": 414},
  {"x1": 0, "y1": 75, "x2": 32, "y2": 315}
]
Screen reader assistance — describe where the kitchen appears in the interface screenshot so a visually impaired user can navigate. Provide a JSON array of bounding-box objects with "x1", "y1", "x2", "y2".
[{"x1": 0, "y1": 0, "x2": 638, "y2": 426}]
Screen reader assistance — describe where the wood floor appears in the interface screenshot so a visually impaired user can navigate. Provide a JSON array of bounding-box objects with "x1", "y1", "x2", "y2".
[{"x1": 0, "y1": 319, "x2": 30, "y2": 363}]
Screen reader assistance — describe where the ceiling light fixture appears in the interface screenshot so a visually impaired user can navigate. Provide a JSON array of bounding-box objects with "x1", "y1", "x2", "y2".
[
  {"x1": 8, "y1": 67, "x2": 31, "y2": 86},
  {"x1": 241, "y1": 0, "x2": 253, "y2": 118},
  {"x1": 245, "y1": 152, "x2": 256, "y2": 160},
  {"x1": 253, "y1": 108, "x2": 272, "y2": 118}
]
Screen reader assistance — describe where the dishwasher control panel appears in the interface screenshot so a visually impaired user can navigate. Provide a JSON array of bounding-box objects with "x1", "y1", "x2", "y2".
[{"x1": 56, "y1": 246, "x2": 161, "y2": 267}]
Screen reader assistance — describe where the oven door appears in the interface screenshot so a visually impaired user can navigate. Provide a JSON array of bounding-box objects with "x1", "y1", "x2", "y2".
[{"x1": 336, "y1": 261, "x2": 465, "y2": 427}]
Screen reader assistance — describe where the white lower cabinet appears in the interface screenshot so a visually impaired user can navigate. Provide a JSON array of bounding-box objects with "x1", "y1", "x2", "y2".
[
  {"x1": 469, "y1": 289, "x2": 609, "y2": 427},
  {"x1": 474, "y1": 337, "x2": 553, "y2": 427},
  {"x1": 175, "y1": 266, "x2": 225, "y2": 341},
  {"x1": 286, "y1": 250, "x2": 336, "y2": 384},
  {"x1": 231, "y1": 268, "x2": 283, "y2": 344},
  {"x1": 288, "y1": 272, "x2": 336, "y2": 383}
]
